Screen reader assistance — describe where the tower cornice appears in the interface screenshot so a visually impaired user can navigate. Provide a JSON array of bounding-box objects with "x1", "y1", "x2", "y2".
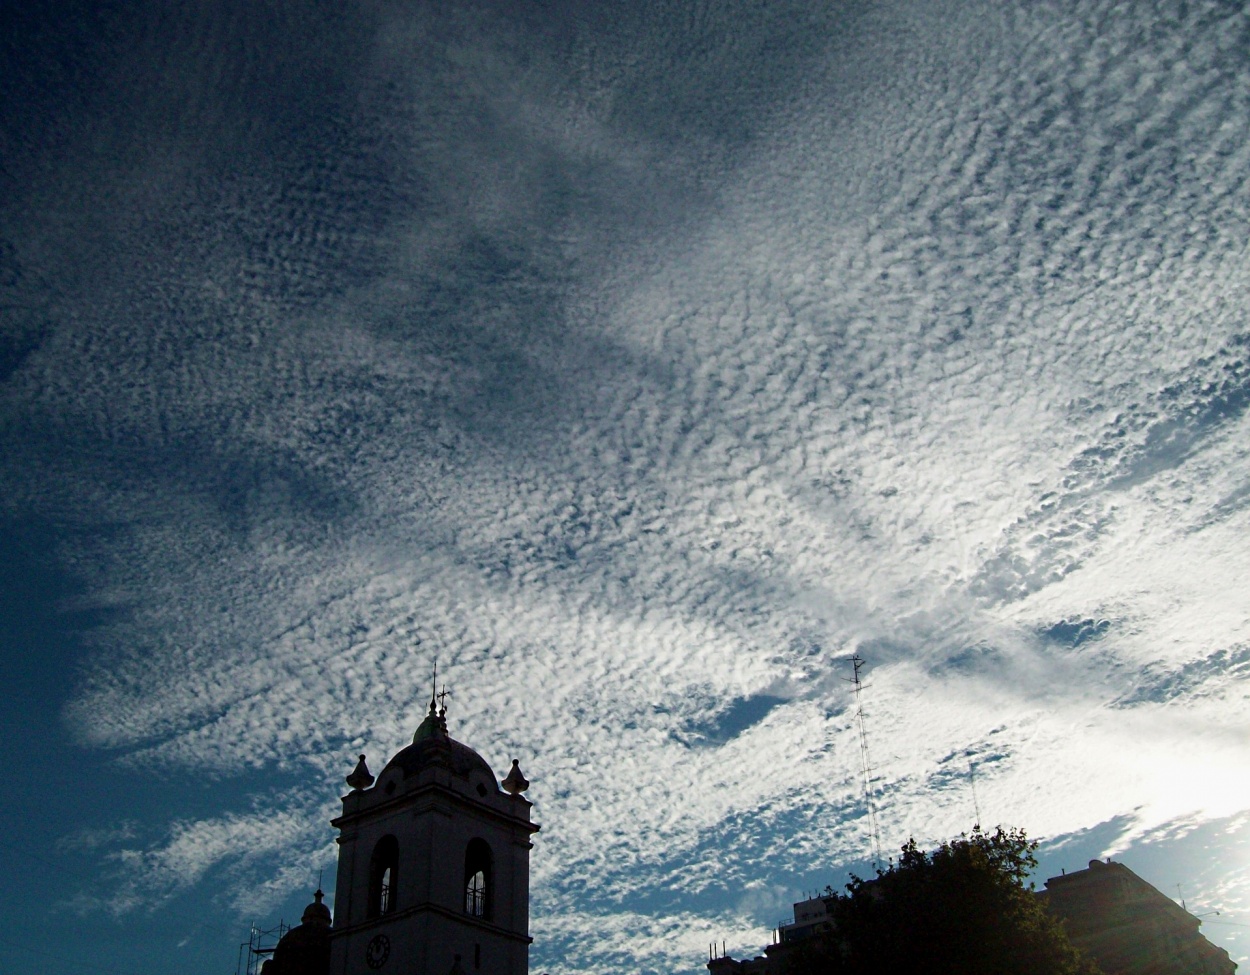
[
  {"x1": 332, "y1": 779, "x2": 540, "y2": 836},
  {"x1": 327, "y1": 900, "x2": 534, "y2": 945}
]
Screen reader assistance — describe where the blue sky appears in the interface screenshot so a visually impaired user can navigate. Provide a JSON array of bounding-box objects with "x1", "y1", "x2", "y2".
[{"x1": 3, "y1": 0, "x2": 1250, "y2": 972}]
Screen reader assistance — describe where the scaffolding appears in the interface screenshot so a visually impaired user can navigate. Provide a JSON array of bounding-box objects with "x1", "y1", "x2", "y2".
[{"x1": 235, "y1": 920, "x2": 288, "y2": 975}]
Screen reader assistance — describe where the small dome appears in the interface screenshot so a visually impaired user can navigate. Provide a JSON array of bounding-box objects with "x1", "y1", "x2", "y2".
[
  {"x1": 267, "y1": 889, "x2": 331, "y2": 975},
  {"x1": 301, "y1": 889, "x2": 331, "y2": 927},
  {"x1": 382, "y1": 735, "x2": 496, "y2": 781},
  {"x1": 412, "y1": 701, "x2": 448, "y2": 742}
]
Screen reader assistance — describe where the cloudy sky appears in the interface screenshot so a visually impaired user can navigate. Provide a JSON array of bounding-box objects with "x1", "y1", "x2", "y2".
[{"x1": 3, "y1": 0, "x2": 1250, "y2": 972}]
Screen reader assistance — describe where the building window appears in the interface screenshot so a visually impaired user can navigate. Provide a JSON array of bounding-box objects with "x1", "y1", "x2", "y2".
[
  {"x1": 466, "y1": 870, "x2": 486, "y2": 916},
  {"x1": 380, "y1": 866, "x2": 393, "y2": 914},
  {"x1": 464, "y1": 838, "x2": 492, "y2": 918},
  {"x1": 369, "y1": 835, "x2": 399, "y2": 917}
]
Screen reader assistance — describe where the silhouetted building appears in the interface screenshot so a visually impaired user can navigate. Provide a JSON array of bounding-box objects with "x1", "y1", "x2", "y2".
[
  {"x1": 254, "y1": 693, "x2": 538, "y2": 975},
  {"x1": 1040, "y1": 859, "x2": 1235, "y2": 975},
  {"x1": 706, "y1": 860, "x2": 1236, "y2": 975},
  {"x1": 708, "y1": 949, "x2": 773, "y2": 975},
  {"x1": 706, "y1": 895, "x2": 831, "y2": 975}
]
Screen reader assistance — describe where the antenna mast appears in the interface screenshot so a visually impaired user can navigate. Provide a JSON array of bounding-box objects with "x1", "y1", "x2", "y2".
[
  {"x1": 846, "y1": 654, "x2": 883, "y2": 867},
  {"x1": 970, "y1": 759, "x2": 982, "y2": 828}
]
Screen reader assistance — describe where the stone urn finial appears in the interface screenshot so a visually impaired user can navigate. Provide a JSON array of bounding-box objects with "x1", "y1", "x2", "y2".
[
  {"x1": 502, "y1": 759, "x2": 529, "y2": 795},
  {"x1": 346, "y1": 754, "x2": 375, "y2": 791}
]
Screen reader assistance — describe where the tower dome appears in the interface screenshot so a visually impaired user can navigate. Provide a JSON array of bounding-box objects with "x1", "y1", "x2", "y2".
[
  {"x1": 378, "y1": 700, "x2": 497, "y2": 783},
  {"x1": 301, "y1": 888, "x2": 332, "y2": 927},
  {"x1": 261, "y1": 889, "x2": 331, "y2": 975}
]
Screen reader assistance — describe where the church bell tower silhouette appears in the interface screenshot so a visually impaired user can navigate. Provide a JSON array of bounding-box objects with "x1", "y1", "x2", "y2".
[{"x1": 328, "y1": 685, "x2": 538, "y2": 975}]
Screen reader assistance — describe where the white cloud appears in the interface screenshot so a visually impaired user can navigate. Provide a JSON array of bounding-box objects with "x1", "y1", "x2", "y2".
[
  {"x1": 4, "y1": 0, "x2": 1250, "y2": 970},
  {"x1": 58, "y1": 821, "x2": 139, "y2": 853},
  {"x1": 66, "y1": 799, "x2": 333, "y2": 919}
]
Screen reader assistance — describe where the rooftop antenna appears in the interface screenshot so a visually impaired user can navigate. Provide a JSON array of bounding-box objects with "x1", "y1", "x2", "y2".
[
  {"x1": 1174, "y1": 887, "x2": 1218, "y2": 918},
  {"x1": 844, "y1": 654, "x2": 883, "y2": 867},
  {"x1": 430, "y1": 657, "x2": 438, "y2": 711}
]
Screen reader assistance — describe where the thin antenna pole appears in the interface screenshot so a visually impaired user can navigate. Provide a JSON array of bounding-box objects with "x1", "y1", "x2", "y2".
[
  {"x1": 970, "y1": 760, "x2": 982, "y2": 828},
  {"x1": 846, "y1": 654, "x2": 883, "y2": 867}
]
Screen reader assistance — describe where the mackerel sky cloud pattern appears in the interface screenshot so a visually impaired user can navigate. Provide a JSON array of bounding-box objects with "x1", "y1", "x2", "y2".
[{"x1": 2, "y1": 1, "x2": 1249, "y2": 972}]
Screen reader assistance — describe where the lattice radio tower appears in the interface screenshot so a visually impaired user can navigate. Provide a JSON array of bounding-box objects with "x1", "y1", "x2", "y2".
[
  {"x1": 969, "y1": 758, "x2": 982, "y2": 829},
  {"x1": 845, "y1": 654, "x2": 883, "y2": 867}
]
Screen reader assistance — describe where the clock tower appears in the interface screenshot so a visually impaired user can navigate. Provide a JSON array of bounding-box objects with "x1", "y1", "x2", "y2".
[{"x1": 326, "y1": 695, "x2": 538, "y2": 975}]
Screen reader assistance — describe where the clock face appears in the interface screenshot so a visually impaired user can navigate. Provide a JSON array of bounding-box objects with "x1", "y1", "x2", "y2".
[{"x1": 365, "y1": 934, "x2": 391, "y2": 969}]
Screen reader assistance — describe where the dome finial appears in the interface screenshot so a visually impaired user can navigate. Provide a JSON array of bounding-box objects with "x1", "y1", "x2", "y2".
[
  {"x1": 346, "y1": 754, "x2": 374, "y2": 791},
  {"x1": 413, "y1": 660, "x2": 450, "y2": 742},
  {"x1": 502, "y1": 758, "x2": 529, "y2": 795}
]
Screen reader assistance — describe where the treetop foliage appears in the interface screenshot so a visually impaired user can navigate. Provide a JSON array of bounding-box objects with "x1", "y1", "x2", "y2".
[{"x1": 783, "y1": 826, "x2": 1101, "y2": 975}]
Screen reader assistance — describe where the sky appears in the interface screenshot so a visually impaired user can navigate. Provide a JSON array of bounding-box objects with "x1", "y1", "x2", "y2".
[{"x1": 2, "y1": 0, "x2": 1249, "y2": 972}]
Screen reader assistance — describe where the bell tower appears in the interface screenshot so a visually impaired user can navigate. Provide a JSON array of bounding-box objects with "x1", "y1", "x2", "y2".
[{"x1": 328, "y1": 693, "x2": 538, "y2": 975}]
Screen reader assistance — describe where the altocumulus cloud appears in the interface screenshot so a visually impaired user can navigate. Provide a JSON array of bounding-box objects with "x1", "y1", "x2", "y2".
[{"x1": 3, "y1": 0, "x2": 1250, "y2": 971}]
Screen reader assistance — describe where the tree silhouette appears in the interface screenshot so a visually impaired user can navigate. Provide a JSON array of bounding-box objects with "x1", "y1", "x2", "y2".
[{"x1": 782, "y1": 826, "x2": 1101, "y2": 975}]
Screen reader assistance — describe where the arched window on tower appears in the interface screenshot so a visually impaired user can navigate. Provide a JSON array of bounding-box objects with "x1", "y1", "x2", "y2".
[
  {"x1": 463, "y1": 839, "x2": 493, "y2": 919},
  {"x1": 368, "y1": 835, "x2": 399, "y2": 917}
]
